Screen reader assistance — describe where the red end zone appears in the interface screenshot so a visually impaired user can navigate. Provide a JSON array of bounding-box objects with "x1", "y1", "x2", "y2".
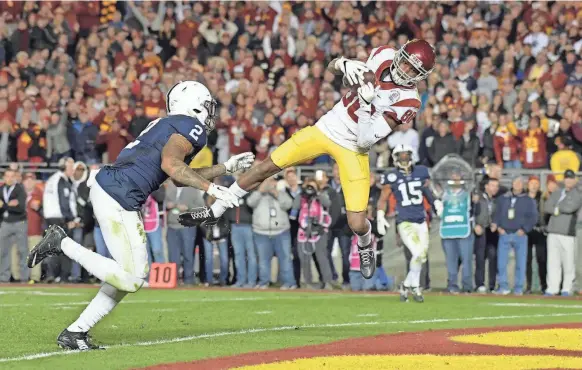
[{"x1": 140, "y1": 323, "x2": 582, "y2": 370}]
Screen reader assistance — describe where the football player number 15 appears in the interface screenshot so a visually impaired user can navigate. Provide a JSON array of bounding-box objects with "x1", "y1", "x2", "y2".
[
  {"x1": 125, "y1": 118, "x2": 204, "y2": 150},
  {"x1": 398, "y1": 180, "x2": 423, "y2": 206}
]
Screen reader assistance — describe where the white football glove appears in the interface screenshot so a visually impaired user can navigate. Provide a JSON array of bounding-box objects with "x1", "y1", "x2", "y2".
[
  {"x1": 434, "y1": 199, "x2": 443, "y2": 217},
  {"x1": 377, "y1": 210, "x2": 390, "y2": 236},
  {"x1": 335, "y1": 57, "x2": 370, "y2": 86},
  {"x1": 357, "y1": 82, "x2": 378, "y2": 106},
  {"x1": 206, "y1": 183, "x2": 239, "y2": 208},
  {"x1": 224, "y1": 152, "x2": 255, "y2": 174}
]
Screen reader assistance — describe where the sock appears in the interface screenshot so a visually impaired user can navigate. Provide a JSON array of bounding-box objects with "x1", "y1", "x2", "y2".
[
  {"x1": 68, "y1": 283, "x2": 127, "y2": 333},
  {"x1": 356, "y1": 220, "x2": 372, "y2": 248},
  {"x1": 407, "y1": 257, "x2": 422, "y2": 288},
  {"x1": 210, "y1": 181, "x2": 248, "y2": 218},
  {"x1": 61, "y1": 238, "x2": 144, "y2": 292}
]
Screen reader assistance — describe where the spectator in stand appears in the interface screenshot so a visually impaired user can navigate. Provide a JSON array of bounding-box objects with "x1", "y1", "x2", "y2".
[
  {"x1": 128, "y1": 103, "x2": 150, "y2": 138},
  {"x1": 518, "y1": 116, "x2": 547, "y2": 169},
  {"x1": 0, "y1": 168, "x2": 28, "y2": 283},
  {"x1": 494, "y1": 114, "x2": 521, "y2": 169},
  {"x1": 474, "y1": 177, "x2": 499, "y2": 293},
  {"x1": 291, "y1": 178, "x2": 333, "y2": 290},
  {"x1": 428, "y1": 120, "x2": 458, "y2": 165},
  {"x1": 567, "y1": 60, "x2": 582, "y2": 86},
  {"x1": 68, "y1": 108, "x2": 99, "y2": 164},
  {"x1": 544, "y1": 170, "x2": 582, "y2": 296},
  {"x1": 247, "y1": 176, "x2": 296, "y2": 289},
  {"x1": 46, "y1": 110, "x2": 71, "y2": 162},
  {"x1": 550, "y1": 137, "x2": 581, "y2": 181},
  {"x1": 22, "y1": 172, "x2": 43, "y2": 283},
  {"x1": 492, "y1": 176, "x2": 538, "y2": 295},
  {"x1": 165, "y1": 180, "x2": 204, "y2": 286},
  {"x1": 95, "y1": 121, "x2": 134, "y2": 163},
  {"x1": 525, "y1": 176, "x2": 547, "y2": 294},
  {"x1": 418, "y1": 113, "x2": 437, "y2": 166},
  {"x1": 457, "y1": 120, "x2": 480, "y2": 168}
]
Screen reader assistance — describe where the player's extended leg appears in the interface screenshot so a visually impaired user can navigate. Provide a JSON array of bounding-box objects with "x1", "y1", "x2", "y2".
[
  {"x1": 330, "y1": 143, "x2": 376, "y2": 279},
  {"x1": 27, "y1": 182, "x2": 149, "y2": 350},
  {"x1": 397, "y1": 222, "x2": 429, "y2": 303},
  {"x1": 208, "y1": 126, "x2": 327, "y2": 219}
]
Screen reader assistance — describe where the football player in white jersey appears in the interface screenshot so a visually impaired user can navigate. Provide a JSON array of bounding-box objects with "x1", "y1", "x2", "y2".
[{"x1": 182, "y1": 39, "x2": 436, "y2": 280}]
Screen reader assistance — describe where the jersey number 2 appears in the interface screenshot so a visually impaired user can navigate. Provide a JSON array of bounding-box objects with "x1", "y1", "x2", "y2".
[{"x1": 397, "y1": 180, "x2": 423, "y2": 206}]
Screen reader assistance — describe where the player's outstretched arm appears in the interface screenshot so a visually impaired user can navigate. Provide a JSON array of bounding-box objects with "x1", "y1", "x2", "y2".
[
  {"x1": 191, "y1": 152, "x2": 255, "y2": 182},
  {"x1": 161, "y1": 134, "x2": 212, "y2": 191},
  {"x1": 161, "y1": 134, "x2": 240, "y2": 207}
]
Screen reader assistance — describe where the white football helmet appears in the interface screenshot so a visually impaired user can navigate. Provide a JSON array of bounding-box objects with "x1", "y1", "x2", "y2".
[
  {"x1": 392, "y1": 144, "x2": 414, "y2": 173},
  {"x1": 166, "y1": 81, "x2": 217, "y2": 132}
]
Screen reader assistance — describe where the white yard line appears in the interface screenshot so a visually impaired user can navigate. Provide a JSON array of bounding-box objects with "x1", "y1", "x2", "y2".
[
  {"x1": 0, "y1": 290, "x2": 82, "y2": 296},
  {"x1": 356, "y1": 313, "x2": 379, "y2": 317},
  {"x1": 254, "y1": 311, "x2": 273, "y2": 315},
  {"x1": 488, "y1": 302, "x2": 582, "y2": 309},
  {"x1": 0, "y1": 312, "x2": 580, "y2": 363},
  {"x1": 0, "y1": 294, "x2": 383, "y2": 308}
]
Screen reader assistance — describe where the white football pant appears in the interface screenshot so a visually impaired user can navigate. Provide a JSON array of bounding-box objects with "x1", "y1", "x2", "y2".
[{"x1": 397, "y1": 221, "x2": 429, "y2": 289}]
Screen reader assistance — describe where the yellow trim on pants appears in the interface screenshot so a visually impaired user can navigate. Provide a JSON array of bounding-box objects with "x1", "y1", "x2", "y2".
[{"x1": 271, "y1": 126, "x2": 370, "y2": 212}]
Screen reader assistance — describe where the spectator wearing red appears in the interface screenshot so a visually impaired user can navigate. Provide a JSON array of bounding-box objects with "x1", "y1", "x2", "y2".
[
  {"x1": 224, "y1": 108, "x2": 257, "y2": 156},
  {"x1": 518, "y1": 116, "x2": 547, "y2": 169},
  {"x1": 96, "y1": 122, "x2": 134, "y2": 163},
  {"x1": 255, "y1": 112, "x2": 285, "y2": 161},
  {"x1": 494, "y1": 114, "x2": 521, "y2": 168},
  {"x1": 540, "y1": 61, "x2": 569, "y2": 92}
]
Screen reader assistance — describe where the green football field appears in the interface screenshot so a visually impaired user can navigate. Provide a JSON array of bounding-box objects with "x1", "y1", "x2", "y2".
[{"x1": 0, "y1": 285, "x2": 581, "y2": 369}]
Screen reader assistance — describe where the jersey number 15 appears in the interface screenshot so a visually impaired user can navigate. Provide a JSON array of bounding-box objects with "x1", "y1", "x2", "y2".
[{"x1": 397, "y1": 180, "x2": 423, "y2": 207}]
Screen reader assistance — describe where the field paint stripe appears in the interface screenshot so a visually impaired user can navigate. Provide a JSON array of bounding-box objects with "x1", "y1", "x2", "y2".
[
  {"x1": 489, "y1": 302, "x2": 582, "y2": 309},
  {"x1": 1, "y1": 312, "x2": 581, "y2": 363},
  {"x1": 0, "y1": 294, "x2": 384, "y2": 308}
]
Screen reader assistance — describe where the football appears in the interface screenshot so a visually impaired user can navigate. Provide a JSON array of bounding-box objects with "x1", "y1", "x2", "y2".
[{"x1": 343, "y1": 70, "x2": 377, "y2": 90}]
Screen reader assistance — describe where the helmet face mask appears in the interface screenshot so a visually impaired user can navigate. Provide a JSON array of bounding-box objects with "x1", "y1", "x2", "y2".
[
  {"x1": 390, "y1": 39, "x2": 435, "y2": 87},
  {"x1": 201, "y1": 99, "x2": 217, "y2": 132},
  {"x1": 392, "y1": 145, "x2": 413, "y2": 173}
]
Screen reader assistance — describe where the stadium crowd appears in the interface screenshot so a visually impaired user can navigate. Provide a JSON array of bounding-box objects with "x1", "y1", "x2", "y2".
[{"x1": 0, "y1": 1, "x2": 580, "y2": 294}]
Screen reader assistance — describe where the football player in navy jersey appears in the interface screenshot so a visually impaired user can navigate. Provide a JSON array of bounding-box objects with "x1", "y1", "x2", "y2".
[
  {"x1": 377, "y1": 144, "x2": 442, "y2": 303},
  {"x1": 26, "y1": 81, "x2": 255, "y2": 350}
]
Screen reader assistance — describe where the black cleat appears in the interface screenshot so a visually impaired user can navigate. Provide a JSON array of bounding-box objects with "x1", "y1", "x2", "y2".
[
  {"x1": 178, "y1": 207, "x2": 218, "y2": 227},
  {"x1": 399, "y1": 283, "x2": 409, "y2": 302},
  {"x1": 57, "y1": 329, "x2": 102, "y2": 351},
  {"x1": 411, "y1": 287, "x2": 424, "y2": 303},
  {"x1": 358, "y1": 244, "x2": 375, "y2": 279},
  {"x1": 27, "y1": 225, "x2": 67, "y2": 268}
]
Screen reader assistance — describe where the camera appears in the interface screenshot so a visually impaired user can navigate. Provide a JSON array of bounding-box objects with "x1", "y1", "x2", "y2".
[{"x1": 303, "y1": 185, "x2": 316, "y2": 197}]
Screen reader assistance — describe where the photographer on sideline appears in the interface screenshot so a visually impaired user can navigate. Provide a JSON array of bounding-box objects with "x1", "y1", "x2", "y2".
[
  {"x1": 247, "y1": 176, "x2": 296, "y2": 289},
  {"x1": 291, "y1": 177, "x2": 333, "y2": 290}
]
